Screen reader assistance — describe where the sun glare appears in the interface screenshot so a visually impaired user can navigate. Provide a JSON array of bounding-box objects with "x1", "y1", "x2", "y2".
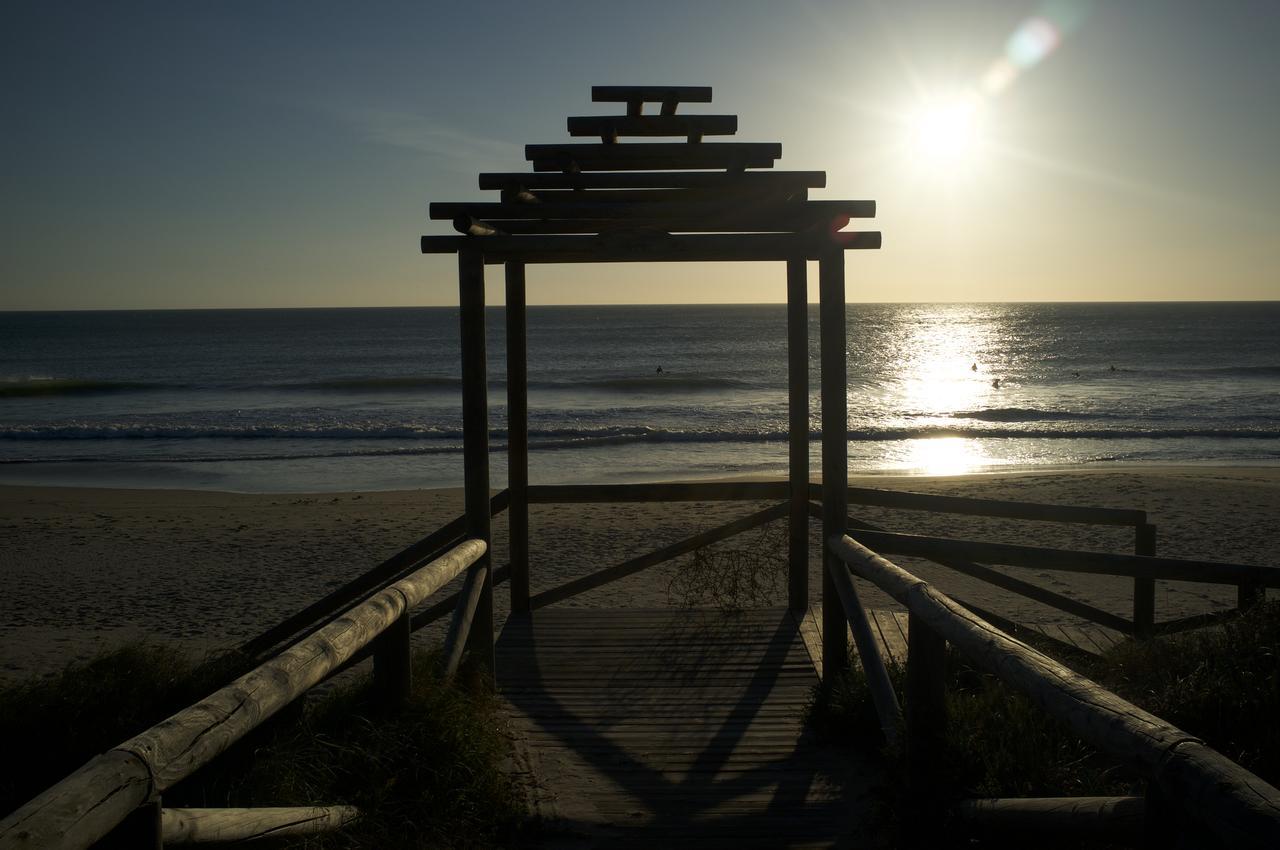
[{"x1": 908, "y1": 95, "x2": 983, "y2": 163}]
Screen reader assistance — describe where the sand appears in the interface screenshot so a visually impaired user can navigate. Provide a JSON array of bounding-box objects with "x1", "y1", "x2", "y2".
[{"x1": 2, "y1": 466, "x2": 1277, "y2": 682}]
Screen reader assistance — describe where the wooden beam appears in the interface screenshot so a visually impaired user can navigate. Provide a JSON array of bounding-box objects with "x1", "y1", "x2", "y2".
[
  {"x1": 372, "y1": 609, "x2": 411, "y2": 707},
  {"x1": 441, "y1": 559, "x2": 487, "y2": 678},
  {"x1": 431, "y1": 199, "x2": 874, "y2": 223},
  {"x1": 452, "y1": 215, "x2": 503, "y2": 236},
  {"x1": 567, "y1": 114, "x2": 737, "y2": 138},
  {"x1": 479, "y1": 170, "x2": 825, "y2": 191},
  {"x1": 906, "y1": 612, "x2": 946, "y2": 799},
  {"x1": 955, "y1": 797, "x2": 1145, "y2": 840},
  {"x1": 786, "y1": 258, "x2": 808, "y2": 614},
  {"x1": 527, "y1": 481, "x2": 789, "y2": 503},
  {"x1": 828, "y1": 484, "x2": 1147, "y2": 526},
  {"x1": 828, "y1": 533, "x2": 1280, "y2": 849},
  {"x1": 1134, "y1": 523, "x2": 1157, "y2": 637},
  {"x1": 506, "y1": 262, "x2": 530, "y2": 614},
  {"x1": 527, "y1": 142, "x2": 781, "y2": 172},
  {"x1": 410, "y1": 563, "x2": 510, "y2": 632},
  {"x1": 529, "y1": 502, "x2": 789, "y2": 609},
  {"x1": 827, "y1": 556, "x2": 902, "y2": 742},
  {"x1": 592, "y1": 85, "x2": 713, "y2": 104},
  {"x1": 500, "y1": 186, "x2": 809, "y2": 204},
  {"x1": 0, "y1": 541, "x2": 485, "y2": 850},
  {"x1": 847, "y1": 528, "x2": 1280, "y2": 586},
  {"x1": 238, "y1": 491, "x2": 508, "y2": 663},
  {"x1": 457, "y1": 250, "x2": 494, "y2": 683},
  {"x1": 160, "y1": 806, "x2": 359, "y2": 843},
  {"x1": 819, "y1": 247, "x2": 849, "y2": 682},
  {"x1": 844, "y1": 514, "x2": 1135, "y2": 633},
  {"x1": 421, "y1": 232, "x2": 881, "y2": 263}
]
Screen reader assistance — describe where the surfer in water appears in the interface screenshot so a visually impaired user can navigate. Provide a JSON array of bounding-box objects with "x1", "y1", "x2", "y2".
[
  {"x1": 991, "y1": 378, "x2": 1001, "y2": 389},
  {"x1": 656, "y1": 365, "x2": 664, "y2": 375}
]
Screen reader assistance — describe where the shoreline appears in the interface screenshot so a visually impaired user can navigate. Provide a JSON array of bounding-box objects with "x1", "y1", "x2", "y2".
[
  {"x1": 3, "y1": 465, "x2": 1276, "y2": 682},
  {"x1": 2, "y1": 458, "x2": 1278, "y2": 497}
]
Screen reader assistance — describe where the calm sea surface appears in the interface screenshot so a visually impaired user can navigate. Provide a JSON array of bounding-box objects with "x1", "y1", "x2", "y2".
[{"x1": 1, "y1": 303, "x2": 1277, "y2": 492}]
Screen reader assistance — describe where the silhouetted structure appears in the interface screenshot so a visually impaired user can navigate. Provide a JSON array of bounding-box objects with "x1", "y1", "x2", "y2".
[{"x1": 422, "y1": 85, "x2": 882, "y2": 687}]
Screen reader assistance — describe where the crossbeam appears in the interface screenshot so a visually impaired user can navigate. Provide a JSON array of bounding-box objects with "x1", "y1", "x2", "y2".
[
  {"x1": 568, "y1": 114, "x2": 737, "y2": 139},
  {"x1": 430, "y1": 199, "x2": 875, "y2": 223},
  {"x1": 592, "y1": 85, "x2": 713, "y2": 104},
  {"x1": 479, "y1": 170, "x2": 825, "y2": 191},
  {"x1": 420, "y1": 231, "x2": 881, "y2": 263},
  {"x1": 528, "y1": 142, "x2": 781, "y2": 172}
]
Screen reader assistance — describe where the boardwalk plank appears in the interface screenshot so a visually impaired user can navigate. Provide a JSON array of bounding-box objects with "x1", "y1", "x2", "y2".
[{"x1": 497, "y1": 607, "x2": 880, "y2": 847}]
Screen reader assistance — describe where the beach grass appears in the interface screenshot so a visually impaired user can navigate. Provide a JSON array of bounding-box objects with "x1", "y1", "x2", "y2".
[{"x1": 0, "y1": 644, "x2": 524, "y2": 848}]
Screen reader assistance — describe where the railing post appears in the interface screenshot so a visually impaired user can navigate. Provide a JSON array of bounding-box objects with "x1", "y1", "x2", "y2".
[
  {"x1": 98, "y1": 797, "x2": 162, "y2": 849},
  {"x1": 1133, "y1": 522, "x2": 1156, "y2": 638},
  {"x1": 1238, "y1": 575, "x2": 1265, "y2": 611},
  {"x1": 786, "y1": 257, "x2": 809, "y2": 614},
  {"x1": 906, "y1": 612, "x2": 947, "y2": 844},
  {"x1": 819, "y1": 246, "x2": 848, "y2": 681},
  {"x1": 373, "y1": 607, "x2": 411, "y2": 708},
  {"x1": 906, "y1": 613, "x2": 947, "y2": 788},
  {"x1": 459, "y1": 249, "x2": 495, "y2": 685},
  {"x1": 506, "y1": 261, "x2": 531, "y2": 614}
]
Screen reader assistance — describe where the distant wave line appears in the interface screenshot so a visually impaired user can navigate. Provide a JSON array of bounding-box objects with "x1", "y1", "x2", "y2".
[
  {"x1": 948, "y1": 407, "x2": 1119, "y2": 423},
  {"x1": 0, "y1": 379, "x2": 178, "y2": 398}
]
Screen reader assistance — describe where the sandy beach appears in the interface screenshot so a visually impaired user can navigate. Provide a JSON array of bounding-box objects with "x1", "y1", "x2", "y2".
[{"x1": 2, "y1": 465, "x2": 1277, "y2": 682}]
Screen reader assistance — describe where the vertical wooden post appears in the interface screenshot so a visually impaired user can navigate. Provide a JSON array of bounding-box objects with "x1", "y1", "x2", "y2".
[
  {"x1": 819, "y1": 247, "x2": 849, "y2": 681},
  {"x1": 1134, "y1": 523, "x2": 1156, "y2": 638},
  {"x1": 1238, "y1": 575, "x2": 1264, "y2": 611},
  {"x1": 786, "y1": 258, "x2": 809, "y2": 614},
  {"x1": 373, "y1": 608, "x2": 411, "y2": 708},
  {"x1": 99, "y1": 798, "x2": 162, "y2": 849},
  {"x1": 458, "y1": 249, "x2": 495, "y2": 684},
  {"x1": 906, "y1": 613, "x2": 947, "y2": 796},
  {"x1": 506, "y1": 261, "x2": 530, "y2": 614}
]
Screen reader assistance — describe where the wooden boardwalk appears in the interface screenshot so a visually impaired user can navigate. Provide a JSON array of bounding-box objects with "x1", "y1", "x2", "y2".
[{"x1": 497, "y1": 608, "x2": 880, "y2": 848}]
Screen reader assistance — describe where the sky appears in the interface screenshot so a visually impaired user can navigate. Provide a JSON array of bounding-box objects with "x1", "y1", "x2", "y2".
[{"x1": 2, "y1": 0, "x2": 1279, "y2": 309}]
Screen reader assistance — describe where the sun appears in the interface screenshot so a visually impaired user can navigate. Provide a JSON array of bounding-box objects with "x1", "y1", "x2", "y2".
[{"x1": 907, "y1": 94, "x2": 983, "y2": 164}]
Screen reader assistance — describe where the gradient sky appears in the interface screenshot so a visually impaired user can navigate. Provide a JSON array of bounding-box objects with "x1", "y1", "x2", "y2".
[{"x1": 3, "y1": 1, "x2": 1279, "y2": 309}]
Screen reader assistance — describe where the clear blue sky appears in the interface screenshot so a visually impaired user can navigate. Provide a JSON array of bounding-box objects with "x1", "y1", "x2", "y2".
[{"x1": 3, "y1": 1, "x2": 1278, "y2": 308}]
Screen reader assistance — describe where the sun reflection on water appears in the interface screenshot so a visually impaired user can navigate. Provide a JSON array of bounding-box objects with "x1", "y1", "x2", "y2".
[
  {"x1": 897, "y1": 437, "x2": 993, "y2": 476},
  {"x1": 888, "y1": 306, "x2": 1004, "y2": 417}
]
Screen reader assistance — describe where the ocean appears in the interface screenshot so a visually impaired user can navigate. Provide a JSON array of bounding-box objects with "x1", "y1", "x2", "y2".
[{"x1": 1, "y1": 303, "x2": 1277, "y2": 493}]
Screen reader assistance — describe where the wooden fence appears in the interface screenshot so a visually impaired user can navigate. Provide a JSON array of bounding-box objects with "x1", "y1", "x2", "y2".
[
  {"x1": 5, "y1": 478, "x2": 1276, "y2": 847},
  {"x1": 828, "y1": 533, "x2": 1280, "y2": 847},
  {"x1": 0, "y1": 540, "x2": 486, "y2": 850}
]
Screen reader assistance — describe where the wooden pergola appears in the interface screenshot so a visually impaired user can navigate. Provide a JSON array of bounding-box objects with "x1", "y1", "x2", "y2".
[{"x1": 421, "y1": 85, "x2": 882, "y2": 681}]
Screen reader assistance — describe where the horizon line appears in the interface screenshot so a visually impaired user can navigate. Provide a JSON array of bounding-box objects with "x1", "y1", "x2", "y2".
[{"x1": 3, "y1": 298, "x2": 1280, "y2": 313}]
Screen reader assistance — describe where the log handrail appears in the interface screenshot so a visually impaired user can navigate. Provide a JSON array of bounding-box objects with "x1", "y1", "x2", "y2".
[
  {"x1": 0, "y1": 539, "x2": 487, "y2": 850},
  {"x1": 827, "y1": 533, "x2": 1280, "y2": 848},
  {"x1": 161, "y1": 805, "x2": 359, "y2": 844}
]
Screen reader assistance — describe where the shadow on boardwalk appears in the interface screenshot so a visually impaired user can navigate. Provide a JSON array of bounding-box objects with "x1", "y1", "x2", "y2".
[{"x1": 497, "y1": 607, "x2": 883, "y2": 848}]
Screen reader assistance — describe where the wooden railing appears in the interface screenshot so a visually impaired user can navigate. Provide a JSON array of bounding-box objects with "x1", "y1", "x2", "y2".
[
  {"x1": 827, "y1": 533, "x2": 1280, "y2": 848},
  {"x1": 0, "y1": 540, "x2": 486, "y2": 850}
]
